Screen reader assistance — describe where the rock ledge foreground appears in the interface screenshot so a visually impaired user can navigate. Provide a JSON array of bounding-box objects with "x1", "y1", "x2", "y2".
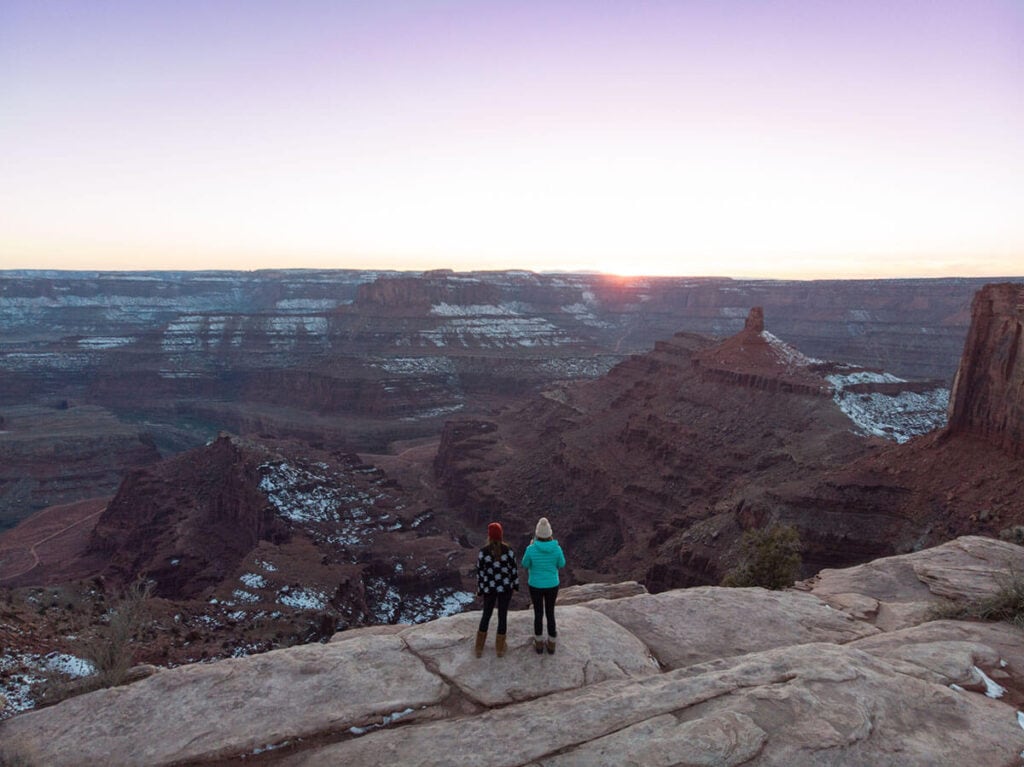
[{"x1": 3, "y1": 536, "x2": 1024, "y2": 766}]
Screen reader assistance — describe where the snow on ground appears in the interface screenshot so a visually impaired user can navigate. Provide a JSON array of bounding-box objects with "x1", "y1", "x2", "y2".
[
  {"x1": 401, "y1": 404, "x2": 465, "y2": 421},
  {"x1": 42, "y1": 653, "x2": 95, "y2": 678},
  {"x1": 275, "y1": 298, "x2": 338, "y2": 311},
  {"x1": 0, "y1": 651, "x2": 96, "y2": 719},
  {"x1": 258, "y1": 461, "x2": 348, "y2": 525},
  {"x1": 259, "y1": 460, "x2": 399, "y2": 546},
  {"x1": 239, "y1": 573, "x2": 267, "y2": 590},
  {"x1": 364, "y1": 575, "x2": 475, "y2": 625},
  {"x1": 365, "y1": 578, "x2": 403, "y2": 624},
  {"x1": 429, "y1": 303, "x2": 521, "y2": 317},
  {"x1": 267, "y1": 315, "x2": 328, "y2": 344},
  {"x1": 76, "y1": 336, "x2": 136, "y2": 349},
  {"x1": 762, "y1": 331, "x2": 823, "y2": 368},
  {"x1": 539, "y1": 356, "x2": 620, "y2": 379},
  {"x1": 158, "y1": 370, "x2": 202, "y2": 379},
  {"x1": 828, "y1": 371, "x2": 904, "y2": 387},
  {"x1": 973, "y1": 665, "x2": 1006, "y2": 699},
  {"x1": 417, "y1": 317, "x2": 570, "y2": 348},
  {"x1": 373, "y1": 356, "x2": 456, "y2": 375},
  {"x1": 278, "y1": 587, "x2": 329, "y2": 611},
  {"x1": 349, "y1": 707, "x2": 416, "y2": 736},
  {"x1": 160, "y1": 313, "x2": 329, "y2": 356},
  {"x1": 2, "y1": 352, "x2": 92, "y2": 372},
  {"x1": 827, "y1": 372, "x2": 949, "y2": 443},
  {"x1": 161, "y1": 316, "x2": 206, "y2": 352},
  {"x1": 560, "y1": 303, "x2": 614, "y2": 328}
]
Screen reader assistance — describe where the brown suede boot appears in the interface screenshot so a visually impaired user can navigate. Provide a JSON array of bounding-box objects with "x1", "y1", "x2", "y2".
[
  {"x1": 534, "y1": 636, "x2": 544, "y2": 654},
  {"x1": 546, "y1": 638, "x2": 556, "y2": 655},
  {"x1": 495, "y1": 633, "x2": 507, "y2": 657},
  {"x1": 475, "y1": 631, "x2": 487, "y2": 658}
]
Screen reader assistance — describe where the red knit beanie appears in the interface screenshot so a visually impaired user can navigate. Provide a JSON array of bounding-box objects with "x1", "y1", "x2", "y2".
[{"x1": 487, "y1": 522, "x2": 503, "y2": 542}]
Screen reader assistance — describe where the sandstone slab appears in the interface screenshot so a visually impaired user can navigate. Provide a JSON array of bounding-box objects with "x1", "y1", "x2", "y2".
[
  {"x1": 538, "y1": 711, "x2": 767, "y2": 767},
  {"x1": 587, "y1": 586, "x2": 878, "y2": 669},
  {"x1": 556, "y1": 580, "x2": 648, "y2": 605},
  {"x1": 0, "y1": 634, "x2": 448, "y2": 766},
  {"x1": 803, "y1": 536, "x2": 1024, "y2": 631},
  {"x1": 399, "y1": 607, "x2": 660, "y2": 706},
  {"x1": 280, "y1": 642, "x2": 1024, "y2": 767},
  {"x1": 852, "y1": 619, "x2": 1024, "y2": 692},
  {"x1": 6, "y1": 536, "x2": 1024, "y2": 767}
]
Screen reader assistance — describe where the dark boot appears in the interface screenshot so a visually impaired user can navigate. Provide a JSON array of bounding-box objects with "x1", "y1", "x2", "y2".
[
  {"x1": 475, "y1": 631, "x2": 487, "y2": 658},
  {"x1": 546, "y1": 638, "x2": 556, "y2": 655},
  {"x1": 534, "y1": 636, "x2": 544, "y2": 654},
  {"x1": 496, "y1": 633, "x2": 507, "y2": 657}
]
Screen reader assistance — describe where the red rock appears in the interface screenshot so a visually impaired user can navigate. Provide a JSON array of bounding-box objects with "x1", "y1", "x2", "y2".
[
  {"x1": 946, "y1": 282, "x2": 1024, "y2": 456},
  {"x1": 87, "y1": 435, "x2": 290, "y2": 598}
]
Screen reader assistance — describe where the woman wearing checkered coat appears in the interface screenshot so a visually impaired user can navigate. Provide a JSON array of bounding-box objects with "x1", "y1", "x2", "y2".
[{"x1": 475, "y1": 521, "x2": 519, "y2": 657}]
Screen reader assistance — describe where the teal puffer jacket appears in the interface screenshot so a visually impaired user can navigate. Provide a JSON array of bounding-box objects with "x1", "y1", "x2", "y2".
[{"x1": 521, "y1": 539, "x2": 566, "y2": 589}]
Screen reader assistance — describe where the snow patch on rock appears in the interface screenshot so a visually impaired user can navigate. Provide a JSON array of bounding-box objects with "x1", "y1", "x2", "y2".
[{"x1": 827, "y1": 373, "x2": 949, "y2": 443}]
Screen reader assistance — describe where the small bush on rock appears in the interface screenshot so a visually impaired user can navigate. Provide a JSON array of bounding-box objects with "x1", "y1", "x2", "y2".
[
  {"x1": 998, "y1": 526, "x2": 1024, "y2": 545},
  {"x1": 722, "y1": 525, "x2": 802, "y2": 590},
  {"x1": 931, "y1": 568, "x2": 1024, "y2": 629},
  {"x1": 78, "y1": 577, "x2": 154, "y2": 690}
]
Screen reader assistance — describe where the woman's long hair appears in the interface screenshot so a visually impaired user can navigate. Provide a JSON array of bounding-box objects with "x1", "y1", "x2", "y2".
[{"x1": 488, "y1": 536, "x2": 505, "y2": 559}]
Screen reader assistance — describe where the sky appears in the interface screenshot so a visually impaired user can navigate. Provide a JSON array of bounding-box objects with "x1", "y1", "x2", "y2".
[{"x1": 1, "y1": 0, "x2": 1022, "y2": 279}]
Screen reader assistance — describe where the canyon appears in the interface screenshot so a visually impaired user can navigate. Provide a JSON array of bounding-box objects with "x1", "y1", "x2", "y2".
[
  {"x1": 0, "y1": 272, "x2": 1022, "y2": 746},
  {"x1": 431, "y1": 289, "x2": 1023, "y2": 590},
  {"x1": 0, "y1": 269, "x2": 999, "y2": 530}
]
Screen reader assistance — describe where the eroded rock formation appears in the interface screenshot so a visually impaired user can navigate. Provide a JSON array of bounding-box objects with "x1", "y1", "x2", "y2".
[
  {"x1": 776, "y1": 283, "x2": 1024, "y2": 554},
  {"x1": 947, "y1": 282, "x2": 1024, "y2": 456},
  {"x1": 4, "y1": 432, "x2": 477, "y2": 628},
  {"x1": 434, "y1": 309, "x2": 950, "y2": 588},
  {"x1": 87, "y1": 435, "x2": 291, "y2": 598},
  {"x1": 3, "y1": 536, "x2": 1023, "y2": 766}
]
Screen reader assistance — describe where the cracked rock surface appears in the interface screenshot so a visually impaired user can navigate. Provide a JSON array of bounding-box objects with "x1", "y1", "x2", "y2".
[{"x1": 2, "y1": 536, "x2": 1023, "y2": 766}]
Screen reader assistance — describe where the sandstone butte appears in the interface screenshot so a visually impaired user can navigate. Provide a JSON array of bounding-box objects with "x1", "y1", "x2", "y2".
[
  {"x1": 946, "y1": 282, "x2": 1024, "y2": 457},
  {"x1": 2, "y1": 536, "x2": 1024, "y2": 766}
]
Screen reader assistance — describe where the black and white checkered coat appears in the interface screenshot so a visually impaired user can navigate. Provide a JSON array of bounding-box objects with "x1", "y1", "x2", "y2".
[{"x1": 477, "y1": 543, "x2": 520, "y2": 595}]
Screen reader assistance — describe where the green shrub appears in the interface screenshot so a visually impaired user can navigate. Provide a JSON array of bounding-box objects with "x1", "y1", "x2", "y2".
[{"x1": 722, "y1": 525, "x2": 802, "y2": 590}]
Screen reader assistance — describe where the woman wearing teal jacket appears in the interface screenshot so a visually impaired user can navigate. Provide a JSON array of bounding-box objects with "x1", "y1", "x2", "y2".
[{"x1": 520, "y1": 517, "x2": 566, "y2": 655}]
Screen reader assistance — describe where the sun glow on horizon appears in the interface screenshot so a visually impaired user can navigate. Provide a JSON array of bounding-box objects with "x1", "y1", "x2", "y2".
[{"x1": 2, "y1": 1, "x2": 1022, "y2": 278}]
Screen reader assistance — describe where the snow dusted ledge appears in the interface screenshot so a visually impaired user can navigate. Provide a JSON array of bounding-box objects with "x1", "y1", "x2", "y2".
[{"x1": 2, "y1": 537, "x2": 1024, "y2": 766}]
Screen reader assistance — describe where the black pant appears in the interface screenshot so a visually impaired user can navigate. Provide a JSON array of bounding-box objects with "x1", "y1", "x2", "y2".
[
  {"x1": 478, "y1": 591, "x2": 512, "y2": 634},
  {"x1": 529, "y1": 585, "x2": 559, "y2": 638}
]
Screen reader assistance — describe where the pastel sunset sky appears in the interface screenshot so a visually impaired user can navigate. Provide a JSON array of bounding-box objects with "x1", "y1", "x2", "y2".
[{"x1": 2, "y1": 1, "x2": 1022, "y2": 278}]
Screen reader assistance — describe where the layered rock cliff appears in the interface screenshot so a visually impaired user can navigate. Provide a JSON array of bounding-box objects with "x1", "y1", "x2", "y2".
[
  {"x1": 434, "y1": 309, "x2": 951, "y2": 588},
  {"x1": 0, "y1": 270, "x2": 1008, "y2": 461},
  {"x1": 87, "y1": 435, "x2": 291, "y2": 598},
  {"x1": 772, "y1": 282, "x2": 1024, "y2": 555},
  {"x1": 3, "y1": 537, "x2": 1023, "y2": 766},
  {"x1": 946, "y1": 282, "x2": 1024, "y2": 456}
]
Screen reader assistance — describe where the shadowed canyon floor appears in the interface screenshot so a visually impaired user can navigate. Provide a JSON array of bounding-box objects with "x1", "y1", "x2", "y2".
[{"x1": 2, "y1": 536, "x2": 1023, "y2": 766}]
